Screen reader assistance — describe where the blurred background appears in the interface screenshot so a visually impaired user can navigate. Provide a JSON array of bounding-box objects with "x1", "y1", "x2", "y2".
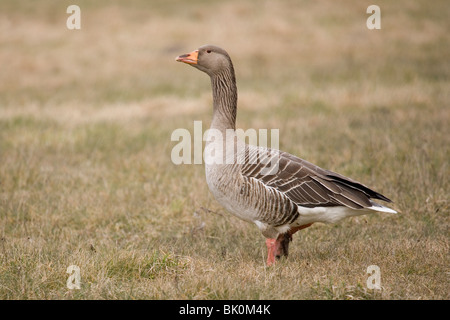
[{"x1": 0, "y1": 0, "x2": 448, "y2": 299}]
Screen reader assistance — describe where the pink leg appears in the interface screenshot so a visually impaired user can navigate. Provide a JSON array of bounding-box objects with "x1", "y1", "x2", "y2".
[
  {"x1": 266, "y1": 238, "x2": 278, "y2": 266},
  {"x1": 265, "y1": 223, "x2": 313, "y2": 266}
]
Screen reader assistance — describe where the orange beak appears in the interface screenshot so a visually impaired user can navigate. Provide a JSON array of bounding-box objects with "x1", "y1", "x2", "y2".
[{"x1": 175, "y1": 50, "x2": 199, "y2": 65}]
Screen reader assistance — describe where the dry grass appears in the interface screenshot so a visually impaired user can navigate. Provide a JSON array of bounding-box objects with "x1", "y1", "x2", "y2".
[{"x1": 0, "y1": 0, "x2": 448, "y2": 299}]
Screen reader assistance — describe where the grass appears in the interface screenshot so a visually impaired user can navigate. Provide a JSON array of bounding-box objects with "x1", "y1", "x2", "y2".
[{"x1": 0, "y1": 0, "x2": 449, "y2": 299}]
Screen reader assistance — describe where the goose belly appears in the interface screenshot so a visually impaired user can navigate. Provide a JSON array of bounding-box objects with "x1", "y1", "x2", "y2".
[
  {"x1": 205, "y1": 164, "x2": 297, "y2": 227},
  {"x1": 205, "y1": 164, "x2": 258, "y2": 223}
]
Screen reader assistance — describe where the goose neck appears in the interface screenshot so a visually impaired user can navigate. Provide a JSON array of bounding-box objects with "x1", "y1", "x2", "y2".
[{"x1": 210, "y1": 70, "x2": 237, "y2": 132}]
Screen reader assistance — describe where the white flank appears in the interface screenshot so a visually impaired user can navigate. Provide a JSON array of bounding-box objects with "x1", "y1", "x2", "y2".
[{"x1": 294, "y1": 202, "x2": 396, "y2": 227}]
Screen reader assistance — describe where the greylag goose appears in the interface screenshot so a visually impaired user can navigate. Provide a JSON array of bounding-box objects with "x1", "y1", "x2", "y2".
[{"x1": 176, "y1": 45, "x2": 397, "y2": 265}]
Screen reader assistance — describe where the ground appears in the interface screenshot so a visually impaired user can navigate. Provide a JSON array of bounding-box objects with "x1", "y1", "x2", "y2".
[{"x1": 0, "y1": 0, "x2": 448, "y2": 299}]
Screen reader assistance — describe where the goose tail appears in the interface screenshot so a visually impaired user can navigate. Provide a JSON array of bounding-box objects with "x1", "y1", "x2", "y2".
[{"x1": 368, "y1": 201, "x2": 398, "y2": 214}]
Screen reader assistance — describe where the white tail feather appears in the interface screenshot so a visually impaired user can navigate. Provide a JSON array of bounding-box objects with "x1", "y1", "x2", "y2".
[{"x1": 368, "y1": 201, "x2": 397, "y2": 214}]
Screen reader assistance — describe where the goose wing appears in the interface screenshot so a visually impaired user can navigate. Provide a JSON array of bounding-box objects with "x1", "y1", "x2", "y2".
[{"x1": 240, "y1": 146, "x2": 392, "y2": 210}]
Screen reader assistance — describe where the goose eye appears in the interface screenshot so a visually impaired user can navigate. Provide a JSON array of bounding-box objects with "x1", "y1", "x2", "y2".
[{"x1": 206, "y1": 50, "x2": 211, "y2": 53}]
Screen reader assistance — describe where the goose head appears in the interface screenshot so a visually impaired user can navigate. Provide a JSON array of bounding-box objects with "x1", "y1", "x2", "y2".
[{"x1": 176, "y1": 45, "x2": 233, "y2": 77}]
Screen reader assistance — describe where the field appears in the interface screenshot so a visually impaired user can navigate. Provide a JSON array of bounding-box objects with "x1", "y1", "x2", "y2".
[{"x1": 0, "y1": 0, "x2": 448, "y2": 299}]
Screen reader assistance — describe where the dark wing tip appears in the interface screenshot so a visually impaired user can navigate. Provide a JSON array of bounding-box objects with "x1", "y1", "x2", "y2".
[{"x1": 325, "y1": 174, "x2": 393, "y2": 203}]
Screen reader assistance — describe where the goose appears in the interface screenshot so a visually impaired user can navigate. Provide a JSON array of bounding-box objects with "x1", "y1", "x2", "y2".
[{"x1": 175, "y1": 45, "x2": 397, "y2": 265}]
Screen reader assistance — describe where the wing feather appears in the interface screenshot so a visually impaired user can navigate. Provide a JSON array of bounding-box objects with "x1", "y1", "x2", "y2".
[{"x1": 241, "y1": 146, "x2": 391, "y2": 209}]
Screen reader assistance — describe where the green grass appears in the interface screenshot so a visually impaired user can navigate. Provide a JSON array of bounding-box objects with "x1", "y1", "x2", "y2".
[{"x1": 0, "y1": 0, "x2": 449, "y2": 299}]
